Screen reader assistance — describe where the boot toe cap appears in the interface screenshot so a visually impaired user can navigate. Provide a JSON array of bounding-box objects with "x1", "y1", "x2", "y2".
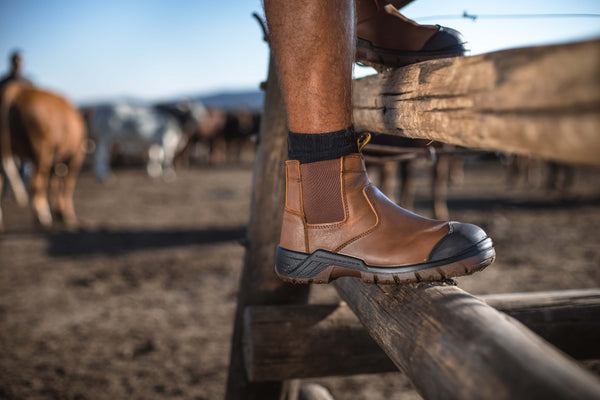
[
  {"x1": 421, "y1": 26, "x2": 469, "y2": 54},
  {"x1": 427, "y1": 222, "x2": 489, "y2": 262}
]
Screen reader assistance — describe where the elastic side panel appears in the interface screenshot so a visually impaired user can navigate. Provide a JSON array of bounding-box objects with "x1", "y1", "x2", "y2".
[{"x1": 300, "y1": 158, "x2": 344, "y2": 224}]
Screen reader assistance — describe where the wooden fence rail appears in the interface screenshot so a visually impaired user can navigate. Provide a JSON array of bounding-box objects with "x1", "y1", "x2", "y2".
[
  {"x1": 330, "y1": 280, "x2": 600, "y2": 400},
  {"x1": 244, "y1": 289, "x2": 600, "y2": 381},
  {"x1": 353, "y1": 39, "x2": 600, "y2": 166}
]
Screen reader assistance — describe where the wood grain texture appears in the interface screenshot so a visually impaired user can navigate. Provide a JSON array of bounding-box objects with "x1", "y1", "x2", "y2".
[
  {"x1": 243, "y1": 303, "x2": 395, "y2": 381},
  {"x1": 485, "y1": 289, "x2": 600, "y2": 359},
  {"x1": 243, "y1": 289, "x2": 600, "y2": 381},
  {"x1": 353, "y1": 39, "x2": 600, "y2": 165},
  {"x1": 225, "y1": 55, "x2": 310, "y2": 400},
  {"x1": 332, "y1": 280, "x2": 600, "y2": 400}
]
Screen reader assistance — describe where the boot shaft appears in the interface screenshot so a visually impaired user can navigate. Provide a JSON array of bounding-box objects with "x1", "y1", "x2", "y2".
[
  {"x1": 281, "y1": 154, "x2": 374, "y2": 253},
  {"x1": 284, "y1": 154, "x2": 370, "y2": 217}
]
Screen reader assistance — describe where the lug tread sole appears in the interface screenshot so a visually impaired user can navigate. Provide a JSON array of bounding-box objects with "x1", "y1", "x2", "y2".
[
  {"x1": 355, "y1": 39, "x2": 467, "y2": 70},
  {"x1": 275, "y1": 252, "x2": 495, "y2": 285}
]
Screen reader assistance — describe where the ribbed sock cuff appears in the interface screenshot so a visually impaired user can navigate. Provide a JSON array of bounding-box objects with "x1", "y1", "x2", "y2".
[{"x1": 288, "y1": 126, "x2": 358, "y2": 164}]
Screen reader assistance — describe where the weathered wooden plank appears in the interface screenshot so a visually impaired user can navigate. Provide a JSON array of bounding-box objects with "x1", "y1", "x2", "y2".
[
  {"x1": 332, "y1": 280, "x2": 600, "y2": 400},
  {"x1": 353, "y1": 39, "x2": 600, "y2": 165},
  {"x1": 483, "y1": 288, "x2": 600, "y2": 309},
  {"x1": 244, "y1": 289, "x2": 600, "y2": 381},
  {"x1": 243, "y1": 303, "x2": 395, "y2": 381},
  {"x1": 485, "y1": 289, "x2": 600, "y2": 360},
  {"x1": 225, "y1": 54, "x2": 310, "y2": 400}
]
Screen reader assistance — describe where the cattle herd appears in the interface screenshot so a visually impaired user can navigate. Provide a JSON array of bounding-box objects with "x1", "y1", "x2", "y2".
[
  {"x1": 0, "y1": 80, "x2": 261, "y2": 230},
  {"x1": 83, "y1": 100, "x2": 261, "y2": 180}
]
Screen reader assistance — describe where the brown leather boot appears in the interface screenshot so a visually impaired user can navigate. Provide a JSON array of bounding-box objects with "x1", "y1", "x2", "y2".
[
  {"x1": 356, "y1": 0, "x2": 469, "y2": 68},
  {"x1": 276, "y1": 154, "x2": 495, "y2": 284}
]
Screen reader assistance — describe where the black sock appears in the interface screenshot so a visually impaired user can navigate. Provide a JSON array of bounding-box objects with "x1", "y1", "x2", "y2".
[{"x1": 288, "y1": 126, "x2": 359, "y2": 164}]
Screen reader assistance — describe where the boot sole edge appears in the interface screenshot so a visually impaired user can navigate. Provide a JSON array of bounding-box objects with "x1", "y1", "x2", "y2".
[
  {"x1": 275, "y1": 241, "x2": 495, "y2": 285},
  {"x1": 355, "y1": 37, "x2": 468, "y2": 69}
]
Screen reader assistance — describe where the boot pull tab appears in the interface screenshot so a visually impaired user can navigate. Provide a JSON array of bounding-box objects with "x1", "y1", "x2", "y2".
[{"x1": 357, "y1": 132, "x2": 371, "y2": 152}]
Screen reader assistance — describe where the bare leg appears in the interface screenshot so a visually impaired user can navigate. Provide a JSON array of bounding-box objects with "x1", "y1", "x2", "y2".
[
  {"x1": 30, "y1": 157, "x2": 53, "y2": 227},
  {"x1": 264, "y1": 0, "x2": 354, "y2": 134},
  {"x1": 60, "y1": 151, "x2": 84, "y2": 228},
  {"x1": 48, "y1": 171, "x2": 63, "y2": 220},
  {"x1": 267, "y1": 0, "x2": 495, "y2": 284}
]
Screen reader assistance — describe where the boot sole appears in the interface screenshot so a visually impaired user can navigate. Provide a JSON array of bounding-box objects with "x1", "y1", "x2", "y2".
[
  {"x1": 275, "y1": 237, "x2": 495, "y2": 284},
  {"x1": 356, "y1": 37, "x2": 468, "y2": 69}
]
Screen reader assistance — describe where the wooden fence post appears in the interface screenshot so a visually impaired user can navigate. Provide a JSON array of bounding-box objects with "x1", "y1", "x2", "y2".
[{"x1": 225, "y1": 53, "x2": 310, "y2": 400}]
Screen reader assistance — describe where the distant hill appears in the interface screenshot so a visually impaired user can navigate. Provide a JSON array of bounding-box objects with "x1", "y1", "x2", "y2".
[
  {"x1": 195, "y1": 89, "x2": 264, "y2": 112},
  {"x1": 78, "y1": 89, "x2": 265, "y2": 112}
]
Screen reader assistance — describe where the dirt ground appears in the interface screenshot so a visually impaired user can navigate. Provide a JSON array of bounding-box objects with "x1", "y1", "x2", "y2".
[{"x1": 0, "y1": 158, "x2": 599, "y2": 400}]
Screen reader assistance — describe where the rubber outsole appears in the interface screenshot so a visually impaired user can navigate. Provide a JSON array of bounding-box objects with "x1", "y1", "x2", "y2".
[
  {"x1": 356, "y1": 37, "x2": 468, "y2": 69},
  {"x1": 275, "y1": 238, "x2": 495, "y2": 285}
]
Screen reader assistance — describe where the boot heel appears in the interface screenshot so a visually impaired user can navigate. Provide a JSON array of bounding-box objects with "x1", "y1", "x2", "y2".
[
  {"x1": 276, "y1": 247, "x2": 366, "y2": 283},
  {"x1": 275, "y1": 246, "x2": 306, "y2": 272},
  {"x1": 275, "y1": 246, "x2": 334, "y2": 283}
]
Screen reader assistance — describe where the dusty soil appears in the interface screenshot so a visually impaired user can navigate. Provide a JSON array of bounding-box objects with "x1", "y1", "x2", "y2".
[{"x1": 0, "y1": 159, "x2": 599, "y2": 400}]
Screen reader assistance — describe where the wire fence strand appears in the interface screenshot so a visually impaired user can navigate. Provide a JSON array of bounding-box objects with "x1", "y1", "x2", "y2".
[{"x1": 415, "y1": 12, "x2": 600, "y2": 22}]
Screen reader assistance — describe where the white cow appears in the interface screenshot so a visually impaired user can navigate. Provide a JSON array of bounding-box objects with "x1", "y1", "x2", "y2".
[{"x1": 88, "y1": 102, "x2": 206, "y2": 180}]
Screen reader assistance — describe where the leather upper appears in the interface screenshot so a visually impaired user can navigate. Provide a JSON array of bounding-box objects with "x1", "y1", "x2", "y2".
[
  {"x1": 421, "y1": 26, "x2": 468, "y2": 53},
  {"x1": 280, "y1": 154, "x2": 450, "y2": 267},
  {"x1": 356, "y1": 0, "x2": 438, "y2": 52}
]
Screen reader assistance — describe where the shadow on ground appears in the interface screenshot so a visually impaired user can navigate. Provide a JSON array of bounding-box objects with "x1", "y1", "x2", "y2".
[{"x1": 45, "y1": 226, "x2": 247, "y2": 256}]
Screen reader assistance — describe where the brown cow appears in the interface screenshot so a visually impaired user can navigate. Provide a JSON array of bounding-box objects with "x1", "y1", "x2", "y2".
[{"x1": 0, "y1": 81, "x2": 86, "y2": 230}]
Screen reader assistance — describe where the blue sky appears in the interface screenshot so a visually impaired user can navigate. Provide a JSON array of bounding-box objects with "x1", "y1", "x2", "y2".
[{"x1": 1, "y1": 0, "x2": 599, "y2": 104}]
